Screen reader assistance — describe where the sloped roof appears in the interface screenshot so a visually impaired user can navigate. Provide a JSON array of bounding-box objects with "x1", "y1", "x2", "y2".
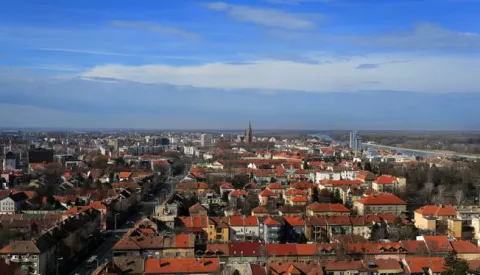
[
  {"x1": 356, "y1": 193, "x2": 406, "y2": 205},
  {"x1": 144, "y1": 258, "x2": 220, "y2": 274},
  {"x1": 415, "y1": 205, "x2": 457, "y2": 216},
  {"x1": 307, "y1": 202, "x2": 350, "y2": 213}
]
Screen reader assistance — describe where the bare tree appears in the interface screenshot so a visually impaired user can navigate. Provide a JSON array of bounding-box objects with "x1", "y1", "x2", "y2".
[
  {"x1": 455, "y1": 190, "x2": 465, "y2": 206},
  {"x1": 423, "y1": 182, "x2": 435, "y2": 202},
  {"x1": 436, "y1": 185, "x2": 447, "y2": 205}
]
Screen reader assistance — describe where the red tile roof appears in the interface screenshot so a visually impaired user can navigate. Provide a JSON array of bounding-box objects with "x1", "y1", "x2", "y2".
[
  {"x1": 415, "y1": 205, "x2": 457, "y2": 216},
  {"x1": 324, "y1": 260, "x2": 364, "y2": 271},
  {"x1": 229, "y1": 215, "x2": 259, "y2": 227},
  {"x1": 307, "y1": 202, "x2": 350, "y2": 213},
  {"x1": 423, "y1": 236, "x2": 453, "y2": 253},
  {"x1": 283, "y1": 216, "x2": 306, "y2": 227},
  {"x1": 404, "y1": 257, "x2": 446, "y2": 273},
  {"x1": 229, "y1": 189, "x2": 248, "y2": 197},
  {"x1": 220, "y1": 183, "x2": 235, "y2": 189},
  {"x1": 356, "y1": 193, "x2": 406, "y2": 205},
  {"x1": 144, "y1": 258, "x2": 220, "y2": 274},
  {"x1": 374, "y1": 175, "x2": 398, "y2": 184},
  {"x1": 267, "y1": 182, "x2": 284, "y2": 190},
  {"x1": 229, "y1": 242, "x2": 265, "y2": 257},
  {"x1": 321, "y1": 179, "x2": 363, "y2": 186},
  {"x1": 290, "y1": 195, "x2": 308, "y2": 203},
  {"x1": 252, "y1": 206, "x2": 269, "y2": 214},
  {"x1": 267, "y1": 244, "x2": 297, "y2": 256},
  {"x1": 259, "y1": 189, "x2": 276, "y2": 197},
  {"x1": 450, "y1": 240, "x2": 480, "y2": 254},
  {"x1": 264, "y1": 217, "x2": 282, "y2": 226},
  {"x1": 119, "y1": 172, "x2": 132, "y2": 178}
]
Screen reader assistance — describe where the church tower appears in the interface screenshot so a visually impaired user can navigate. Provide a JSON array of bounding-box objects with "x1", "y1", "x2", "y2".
[{"x1": 247, "y1": 121, "x2": 253, "y2": 144}]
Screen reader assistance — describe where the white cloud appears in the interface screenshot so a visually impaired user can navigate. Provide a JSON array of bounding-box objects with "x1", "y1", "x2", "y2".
[
  {"x1": 351, "y1": 23, "x2": 480, "y2": 52},
  {"x1": 203, "y1": 2, "x2": 317, "y2": 30},
  {"x1": 110, "y1": 20, "x2": 200, "y2": 40},
  {"x1": 81, "y1": 53, "x2": 480, "y2": 93}
]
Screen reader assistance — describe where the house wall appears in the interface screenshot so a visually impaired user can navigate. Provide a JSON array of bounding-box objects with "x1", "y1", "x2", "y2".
[
  {"x1": 354, "y1": 203, "x2": 406, "y2": 216},
  {"x1": 414, "y1": 212, "x2": 437, "y2": 231}
]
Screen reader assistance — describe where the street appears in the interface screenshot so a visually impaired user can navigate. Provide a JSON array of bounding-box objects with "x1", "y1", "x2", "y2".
[{"x1": 67, "y1": 180, "x2": 173, "y2": 275}]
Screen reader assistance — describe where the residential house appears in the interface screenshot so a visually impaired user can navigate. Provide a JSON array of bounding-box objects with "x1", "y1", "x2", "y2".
[
  {"x1": 252, "y1": 206, "x2": 270, "y2": 217},
  {"x1": 372, "y1": 175, "x2": 406, "y2": 193},
  {"x1": 305, "y1": 216, "x2": 328, "y2": 242},
  {"x1": 189, "y1": 203, "x2": 208, "y2": 217},
  {"x1": 414, "y1": 205, "x2": 457, "y2": 233},
  {"x1": 402, "y1": 257, "x2": 446, "y2": 275},
  {"x1": 0, "y1": 238, "x2": 56, "y2": 275},
  {"x1": 261, "y1": 217, "x2": 284, "y2": 244},
  {"x1": 143, "y1": 258, "x2": 220, "y2": 274},
  {"x1": 354, "y1": 193, "x2": 406, "y2": 216},
  {"x1": 278, "y1": 204, "x2": 303, "y2": 216},
  {"x1": 219, "y1": 183, "x2": 235, "y2": 197},
  {"x1": 206, "y1": 217, "x2": 229, "y2": 243},
  {"x1": 450, "y1": 240, "x2": 480, "y2": 260},
  {"x1": 283, "y1": 216, "x2": 306, "y2": 242},
  {"x1": 258, "y1": 189, "x2": 276, "y2": 206},
  {"x1": 229, "y1": 216, "x2": 260, "y2": 241},
  {"x1": 306, "y1": 202, "x2": 350, "y2": 216}
]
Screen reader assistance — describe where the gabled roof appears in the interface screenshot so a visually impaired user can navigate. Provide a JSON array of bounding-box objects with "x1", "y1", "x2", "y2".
[
  {"x1": 259, "y1": 189, "x2": 276, "y2": 197},
  {"x1": 324, "y1": 260, "x2": 365, "y2": 271},
  {"x1": 283, "y1": 216, "x2": 306, "y2": 227},
  {"x1": 321, "y1": 180, "x2": 363, "y2": 186},
  {"x1": 119, "y1": 172, "x2": 132, "y2": 178},
  {"x1": 279, "y1": 204, "x2": 303, "y2": 214},
  {"x1": 400, "y1": 240, "x2": 429, "y2": 255},
  {"x1": 189, "y1": 203, "x2": 207, "y2": 214},
  {"x1": 220, "y1": 182, "x2": 235, "y2": 189},
  {"x1": 325, "y1": 215, "x2": 352, "y2": 226},
  {"x1": 291, "y1": 196, "x2": 308, "y2": 203},
  {"x1": 307, "y1": 202, "x2": 350, "y2": 213},
  {"x1": 229, "y1": 242, "x2": 265, "y2": 257},
  {"x1": 229, "y1": 215, "x2": 259, "y2": 227},
  {"x1": 415, "y1": 205, "x2": 457, "y2": 216},
  {"x1": 374, "y1": 175, "x2": 398, "y2": 184},
  {"x1": 252, "y1": 206, "x2": 269, "y2": 214},
  {"x1": 356, "y1": 193, "x2": 406, "y2": 205},
  {"x1": 229, "y1": 189, "x2": 248, "y2": 197},
  {"x1": 450, "y1": 240, "x2": 480, "y2": 254},
  {"x1": 0, "y1": 240, "x2": 41, "y2": 254},
  {"x1": 264, "y1": 217, "x2": 282, "y2": 226},
  {"x1": 423, "y1": 236, "x2": 453, "y2": 253},
  {"x1": 144, "y1": 258, "x2": 220, "y2": 274},
  {"x1": 404, "y1": 257, "x2": 446, "y2": 273},
  {"x1": 267, "y1": 182, "x2": 284, "y2": 190}
]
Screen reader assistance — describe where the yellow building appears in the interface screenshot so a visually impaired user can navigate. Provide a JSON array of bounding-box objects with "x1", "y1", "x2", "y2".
[
  {"x1": 206, "y1": 217, "x2": 230, "y2": 243},
  {"x1": 447, "y1": 218, "x2": 462, "y2": 239},
  {"x1": 414, "y1": 205, "x2": 457, "y2": 232}
]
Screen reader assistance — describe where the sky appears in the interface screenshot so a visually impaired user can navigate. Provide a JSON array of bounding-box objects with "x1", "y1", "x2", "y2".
[{"x1": 1, "y1": 0, "x2": 480, "y2": 130}]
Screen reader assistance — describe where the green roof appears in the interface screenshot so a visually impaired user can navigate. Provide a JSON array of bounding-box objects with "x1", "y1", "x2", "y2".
[{"x1": 22, "y1": 214, "x2": 45, "y2": 220}]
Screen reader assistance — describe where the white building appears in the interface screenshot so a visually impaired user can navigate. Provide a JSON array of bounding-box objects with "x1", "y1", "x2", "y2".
[{"x1": 200, "y1": 134, "x2": 213, "y2": 147}]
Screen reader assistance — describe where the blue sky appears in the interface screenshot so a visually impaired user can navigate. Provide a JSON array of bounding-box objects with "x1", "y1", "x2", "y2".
[{"x1": 1, "y1": 0, "x2": 480, "y2": 130}]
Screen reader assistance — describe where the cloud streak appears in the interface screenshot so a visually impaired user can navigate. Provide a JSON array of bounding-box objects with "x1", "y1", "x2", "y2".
[
  {"x1": 39, "y1": 48, "x2": 134, "y2": 56},
  {"x1": 110, "y1": 20, "x2": 200, "y2": 40},
  {"x1": 203, "y1": 2, "x2": 318, "y2": 30}
]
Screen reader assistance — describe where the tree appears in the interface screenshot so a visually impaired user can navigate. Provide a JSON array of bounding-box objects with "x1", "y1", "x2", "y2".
[
  {"x1": 46, "y1": 195, "x2": 56, "y2": 206},
  {"x1": 436, "y1": 185, "x2": 447, "y2": 205},
  {"x1": 297, "y1": 232, "x2": 308, "y2": 244},
  {"x1": 364, "y1": 162, "x2": 372, "y2": 172},
  {"x1": 423, "y1": 182, "x2": 435, "y2": 202},
  {"x1": 311, "y1": 187, "x2": 320, "y2": 203},
  {"x1": 303, "y1": 160, "x2": 309, "y2": 170},
  {"x1": 443, "y1": 251, "x2": 469, "y2": 275},
  {"x1": 455, "y1": 189, "x2": 465, "y2": 206},
  {"x1": 333, "y1": 189, "x2": 342, "y2": 203}
]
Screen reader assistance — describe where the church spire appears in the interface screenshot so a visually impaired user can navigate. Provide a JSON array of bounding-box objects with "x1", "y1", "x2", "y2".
[{"x1": 247, "y1": 121, "x2": 253, "y2": 144}]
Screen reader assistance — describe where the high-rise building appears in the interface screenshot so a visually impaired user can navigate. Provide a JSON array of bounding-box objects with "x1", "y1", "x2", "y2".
[
  {"x1": 200, "y1": 134, "x2": 213, "y2": 147},
  {"x1": 349, "y1": 130, "x2": 363, "y2": 149}
]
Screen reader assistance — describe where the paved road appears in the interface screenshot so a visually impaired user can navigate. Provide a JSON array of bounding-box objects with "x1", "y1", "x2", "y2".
[
  {"x1": 68, "y1": 213, "x2": 143, "y2": 275},
  {"x1": 68, "y1": 180, "x2": 173, "y2": 275}
]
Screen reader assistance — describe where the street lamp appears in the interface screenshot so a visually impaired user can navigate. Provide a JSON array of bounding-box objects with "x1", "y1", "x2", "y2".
[
  {"x1": 56, "y1": 257, "x2": 63, "y2": 275},
  {"x1": 114, "y1": 213, "x2": 120, "y2": 231}
]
